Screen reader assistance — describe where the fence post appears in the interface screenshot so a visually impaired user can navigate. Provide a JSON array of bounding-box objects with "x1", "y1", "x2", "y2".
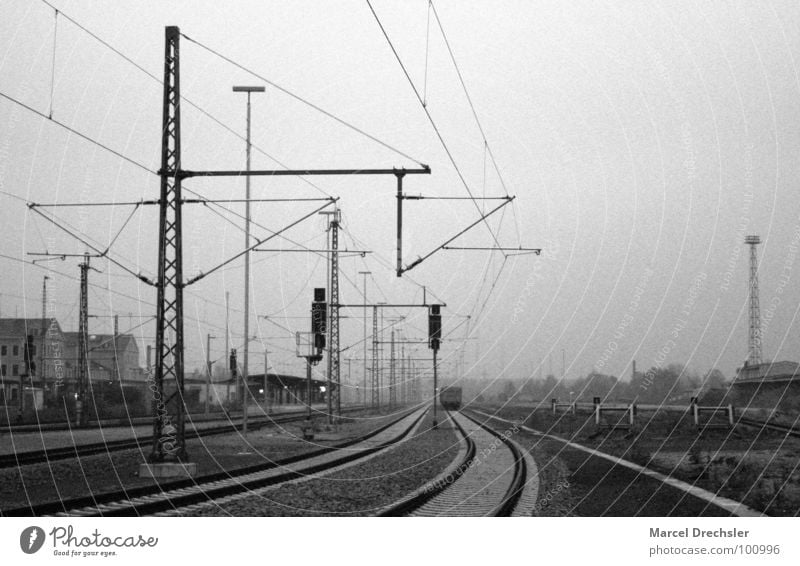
[{"x1": 593, "y1": 396, "x2": 601, "y2": 425}]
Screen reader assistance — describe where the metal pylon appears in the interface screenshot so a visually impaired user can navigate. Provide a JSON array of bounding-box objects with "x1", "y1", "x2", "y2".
[
  {"x1": 151, "y1": 25, "x2": 187, "y2": 462},
  {"x1": 746, "y1": 235, "x2": 762, "y2": 366},
  {"x1": 77, "y1": 254, "x2": 89, "y2": 426},
  {"x1": 372, "y1": 305, "x2": 379, "y2": 408},
  {"x1": 327, "y1": 210, "x2": 341, "y2": 421}
]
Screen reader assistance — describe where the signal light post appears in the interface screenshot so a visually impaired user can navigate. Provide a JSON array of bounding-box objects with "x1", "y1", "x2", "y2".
[
  {"x1": 429, "y1": 305, "x2": 442, "y2": 428},
  {"x1": 306, "y1": 288, "x2": 326, "y2": 433}
]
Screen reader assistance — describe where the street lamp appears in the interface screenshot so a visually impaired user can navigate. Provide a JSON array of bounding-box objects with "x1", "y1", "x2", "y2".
[{"x1": 232, "y1": 84, "x2": 265, "y2": 436}]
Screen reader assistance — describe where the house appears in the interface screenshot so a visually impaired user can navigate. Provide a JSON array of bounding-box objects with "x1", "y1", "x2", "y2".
[
  {"x1": 63, "y1": 332, "x2": 145, "y2": 383},
  {"x1": 731, "y1": 360, "x2": 800, "y2": 410},
  {"x1": 0, "y1": 318, "x2": 66, "y2": 407}
]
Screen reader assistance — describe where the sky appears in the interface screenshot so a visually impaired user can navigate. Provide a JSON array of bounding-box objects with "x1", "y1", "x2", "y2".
[{"x1": 1, "y1": 1, "x2": 799, "y2": 392}]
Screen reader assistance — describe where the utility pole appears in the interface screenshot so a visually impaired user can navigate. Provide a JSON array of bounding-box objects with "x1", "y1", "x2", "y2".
[
  {"x1": 379, "y1": 304, "x2": 386, "y2": 406},
  {"x1": 205, "y1": 334, "x2": 215, "y2": 414},
  {"x1": 141, "y1": 25, "x2": 428, "y2": 474},
  {"x1": 76, "y1": 254, "x2": 89, "y2": 427},
  {"x1": 347, "y1": 358, "x2": 352, "y2": 405},
  {"x1": 390, "y1": 328, "x2": 396, "y2": 408},
  {"x1": 40, "y1": 276, "x2": 49, "y2": 392},
  {"x1": 400, "y1": 340, "x2": 406, "y2": 405},
  {"x1": 264, "y1": 343, "x2": 269, "y2": 415},
  {"x1": 225, "y1": 291, "x2": 230, "y2": 394},
  {"x1": 372, "y1": 305, "x2": 379, "y2": 409},
  {"x1": 358, "y1": 271, "x2": 370, "y2": 407},
  {"x1": 233, "y1": 85, "x2": 265, "y2": 437},
  {"x1": 147, "y1": 26, "x2": 189, "y2": 469}
]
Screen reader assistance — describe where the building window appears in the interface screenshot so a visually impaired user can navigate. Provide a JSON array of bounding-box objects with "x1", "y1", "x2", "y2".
[
  {"x1": 12, "y1": 364, "x2": 19, "y2": 376},
  {"x1": 30, "y1": 345, "x2": 36, "y2": 357},
  {"x1": 1, "y1": 364, "x2": 5, "y2": 376},
  {"x1": 12, "y1": 345, "x2": 19, "y2": 357},
  {"x1": 1, "y1": 345, "x2": 6, "y2": 356}
]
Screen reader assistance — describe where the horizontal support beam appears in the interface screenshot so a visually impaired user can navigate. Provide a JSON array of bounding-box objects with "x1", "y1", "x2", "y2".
[
  {"x1": 27, "y1": 252, "x2": 103, "y2": 258},
  {"x1": 183, "y1": 198, "x2": 333, "y2": 204},
  {"x1": 401, "y1": 195, "x2": 509, "y2": 200},
  {"x1": 173, "y1": 166, "x2": 431, "y2": 179},
  {"x1": 253, "y1": 249, "x2": 370, "y2": 254},
  {"x1": 337, "y1": 303, "x2": 445, "y2": 309},
  {"x1": 29, "y1": 200, "x2": 159, "y2": 207},
  {"x1": 442, "y1": 246, "x2": 542, "y2": 254}
]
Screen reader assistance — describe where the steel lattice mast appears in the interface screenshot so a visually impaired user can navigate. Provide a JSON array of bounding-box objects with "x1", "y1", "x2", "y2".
[
  {"x1": 77, "y1": 254, "x2": 89, "y2": 426},
  {"x1": 141, "y1": 26, "x2": 429, "y2": 460},
  {"x1": 326, "y1": 210, "x2": 341, "y2": 422},
  {"x1": 372, "y1": 306, "x2": 379, "y2": 408},
  {"x1": 151, "y1": 25, "x2": 187, "y2": 461},
  {"x1": 746, "y1": 235, "x2": 762, "y2": 366}
]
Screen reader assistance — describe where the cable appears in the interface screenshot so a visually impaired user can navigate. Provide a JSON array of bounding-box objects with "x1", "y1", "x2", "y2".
[
  {"x1": 428, "y1": 1, "x2": 524, "y2": 246},
  {"x1": 36, "y1": 0, "x2": 333, "y2": 199},
  {"x1": 180, "y1": 32, "x2": 427, "y2": 168},
  {"x1": 48, "y1": 8, "x2": 57, "y2": 118},
  {"x1": 364, "y1": 0, "x2": 504, "y2": 252},
  {"x1": 423, "y1": 0, "x2": 431, "y2": 107},
  {"x1": 0, "y1": 90, "x2": 156, "y2": 175}
]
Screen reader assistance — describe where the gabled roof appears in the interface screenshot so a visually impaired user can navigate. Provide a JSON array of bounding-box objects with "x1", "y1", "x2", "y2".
[
  {"x1": 63, "y1": 332, "x2": 139, "y2": 353},
  {"x1": 0, "y1": 318, "x2": 64, "y2": 338}
]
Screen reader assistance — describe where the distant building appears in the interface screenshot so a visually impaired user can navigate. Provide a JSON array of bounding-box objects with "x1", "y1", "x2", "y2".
[
  {"x1": 0, "y1": 318, "x2": 66, "y2": 407},
  {"x1": 731, "y1": 361, "x2": 800, "y2": 410},
  {"x1": 63, "y1": 332, "x2": 145, "y2": 383}
]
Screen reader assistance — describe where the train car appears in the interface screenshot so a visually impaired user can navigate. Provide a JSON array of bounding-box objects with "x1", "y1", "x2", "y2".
[{"x1": 439, "y1": 386, "x2": 462, "y2": 411}]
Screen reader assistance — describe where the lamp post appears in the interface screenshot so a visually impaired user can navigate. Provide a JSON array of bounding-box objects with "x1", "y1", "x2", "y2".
[{"x1": 232, "y1": 84, "x2": 265, "y2": 436}]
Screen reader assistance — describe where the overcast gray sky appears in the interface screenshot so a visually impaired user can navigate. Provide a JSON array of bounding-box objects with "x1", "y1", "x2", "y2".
[{"x1": 1, "y1": 1, "x2": 799, "y2": 389}]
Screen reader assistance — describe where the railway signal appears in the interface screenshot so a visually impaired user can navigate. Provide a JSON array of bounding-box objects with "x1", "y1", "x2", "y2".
[
  {"x1": 229, "y1": 349, "x2": 238, "y2": 379},
  {"x1": 428, "y1": 305, "x2": 442, "y2": 428},
  {"x1": 312, "y1": 287, "x2": 327, "y2": 352}
]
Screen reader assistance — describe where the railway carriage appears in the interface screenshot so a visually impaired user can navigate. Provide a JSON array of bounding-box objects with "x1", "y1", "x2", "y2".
[{"x1": 439, "y1": 386, "x2": 462, "y2": 411}]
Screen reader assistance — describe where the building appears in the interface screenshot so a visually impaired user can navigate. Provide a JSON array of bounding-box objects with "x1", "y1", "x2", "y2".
[
  {"x1": 731, "y1": 360, "x2": 800, "y2": 410},
  {"x1": 63, "y1": 332, "x2": 145, "y2": 383},
  {"x1": 0, "y1": 318, "x2": 66, "y2": 408}
]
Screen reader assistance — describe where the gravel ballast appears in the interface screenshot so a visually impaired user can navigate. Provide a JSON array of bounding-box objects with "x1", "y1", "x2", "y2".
[
  {"x1": 183, "y1": 410, "x2": 461, "y2": 516},
  {"x1": 0, "y1": 408, "x2": 402, "y2": 512}
]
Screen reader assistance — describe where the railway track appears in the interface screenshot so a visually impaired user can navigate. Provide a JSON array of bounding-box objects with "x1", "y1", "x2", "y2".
[
  {"x1": 378, "y1": 410, "x2": 538, "y2": 517},
  {"x1": 736, "y1": 416, "x2": 800, "y2": 438},
  {"x1": 2, "y1": 407, "x2": 425, "y2": 517},
  {"x1": 0, "y1": 406, "x2": 366, "y2": 469}
]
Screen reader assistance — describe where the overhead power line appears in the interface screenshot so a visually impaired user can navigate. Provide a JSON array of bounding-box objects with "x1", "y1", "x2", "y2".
[{"x1": 180, "y1": 32, "x2": 428, "y2": 168}]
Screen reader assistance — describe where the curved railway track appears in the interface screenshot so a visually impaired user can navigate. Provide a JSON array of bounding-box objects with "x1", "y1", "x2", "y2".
[
  {"x1": 0, "y1": 407, "x2": 366, "y2": 469},
  {"x1": 378, "y1": 410, "x2": 538, "y2": 517},
  {"x1": 2, "y1": 407, "x2": 425, "y2": 517}
]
